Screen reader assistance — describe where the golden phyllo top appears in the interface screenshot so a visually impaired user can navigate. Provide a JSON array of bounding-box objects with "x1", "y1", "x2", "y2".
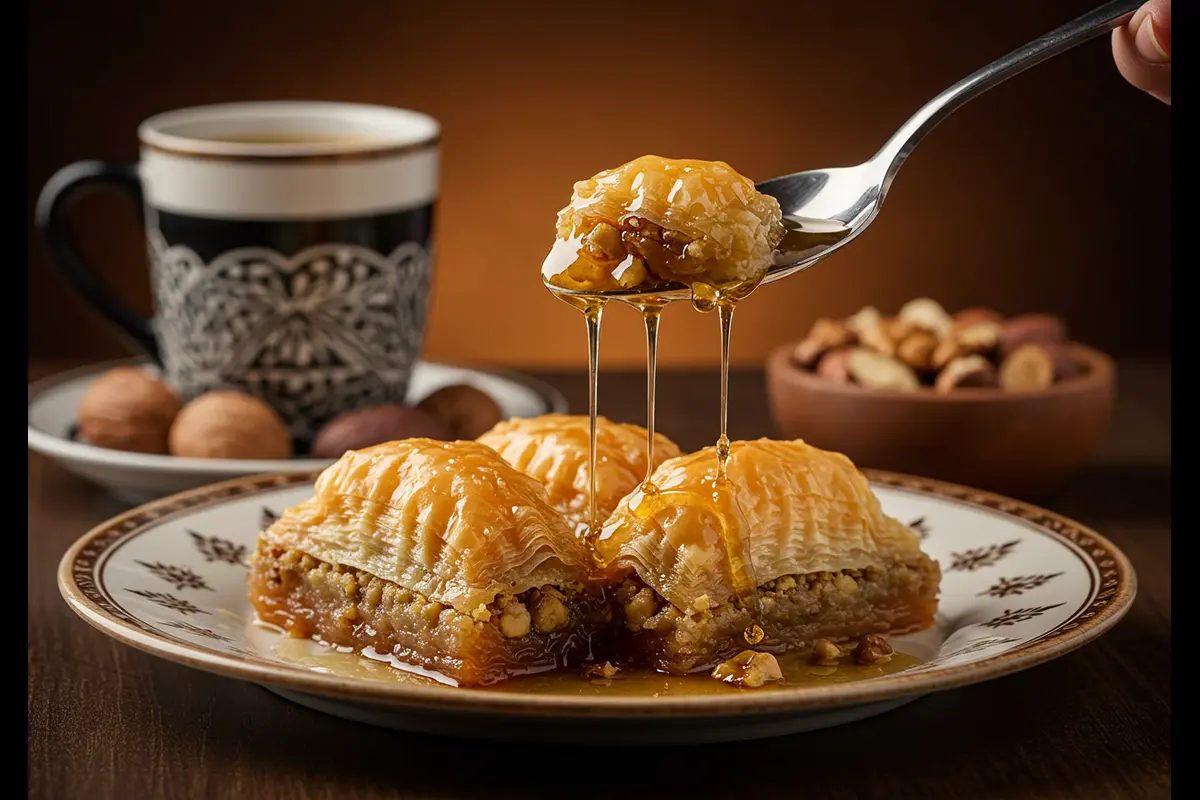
[
  {"x1": 542, "y1": 155, "x2": 785, "y2": 292},
  {"x1": 477, "y1": 414, "x2": 682, "y2": 531},
  {"x1": 260, "y1": 439, "x2": 593, "y2": 614},
  {"x1": 594, "y1": 439, "x2": 925, "y2": 611}
]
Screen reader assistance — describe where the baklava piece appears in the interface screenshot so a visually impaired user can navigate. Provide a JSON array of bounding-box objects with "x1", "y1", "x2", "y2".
[
  {"x1": 248, "y1": 439, "x2": 609, "y2": 686},
  {"x1": 596, "y1": 439, "x2": 941, "y2": 674},
  {"x1": 477, "y1": 414, "x2": 681, "y2": 533},
  {"x1": 542, "y1": 155, "x2": 785, "y2": 292}
]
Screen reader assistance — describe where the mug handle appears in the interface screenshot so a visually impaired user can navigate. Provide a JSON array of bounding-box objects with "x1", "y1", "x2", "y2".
[{"x1": 35, "y1": 160, "x2": 160, "y2": 360}]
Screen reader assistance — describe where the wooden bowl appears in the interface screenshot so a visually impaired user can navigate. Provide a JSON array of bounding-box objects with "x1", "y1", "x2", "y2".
[{"x1": 765, "y1": 341, "x2": 1116, "y2": 500}]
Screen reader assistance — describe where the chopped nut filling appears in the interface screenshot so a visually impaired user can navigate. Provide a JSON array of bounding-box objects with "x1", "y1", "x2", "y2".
[
  {"x1": 810, "y1": 638, "x2": 843, "y2": 666},
  {"x1": 852, "y1": 634, "x2": 894, "y2": 665},
  {"x1": 711, "y1": 650, "x2": 784, "y2": 688}
]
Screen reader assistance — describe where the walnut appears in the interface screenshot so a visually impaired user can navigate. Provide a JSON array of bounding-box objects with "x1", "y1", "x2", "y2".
[
  {"x1": 169, "y1": 391, "x2": 292, "y2": 460},
  {"x1": 531, "y1": 590, "x2": 569, "y2": 633},
  {"x1": 791, "y1": 318, "x2": 856, "y2": 368},
  {"x1": 623, "y1": 588, "x2": 658, "y2": 631},
  {"x1": 711, "y1": 650, "x2": 784, "y2": 688},
  {"x1": 810, "y1": 638, "x2": 843, "y2": 666},
  {"x1": 852, "y1": 634, "x2": 894, "y2": 665},
  {"x1": 77, "y1": 367, "x2": 182, "y2": 454}
]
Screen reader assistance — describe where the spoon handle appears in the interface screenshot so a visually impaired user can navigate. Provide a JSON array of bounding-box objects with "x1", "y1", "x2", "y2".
[{"x1": 873, "y1": 0, "x2": 1142, "y2": 193}]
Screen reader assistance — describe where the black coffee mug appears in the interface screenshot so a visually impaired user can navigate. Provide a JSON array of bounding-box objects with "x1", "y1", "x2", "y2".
[{"x1": 36, "y1": 101, "x2": 440, "y2": 445}]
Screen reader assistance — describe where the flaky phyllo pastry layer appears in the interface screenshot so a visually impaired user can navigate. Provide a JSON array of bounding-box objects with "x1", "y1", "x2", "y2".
[
  {"x1": 542, "y1": 155, "x2": 785, "y2": 292},
  {"x1": 256, "y1": 439, "x2": 593, "y2": 616},
  {"x1": 477, "y1": 414, "x2": 681, "y2": 531},
  {"x1": 250, "y1": 430, "x2": 940, "y2": 683},
  {"x1": 595, "y1": 439, "x2": 928, "y2": 611}
]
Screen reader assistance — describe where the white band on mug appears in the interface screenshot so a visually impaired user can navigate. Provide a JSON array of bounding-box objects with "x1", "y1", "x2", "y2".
[{"x1": 140, "y1": 147, "x2": 439, "y2": 219}]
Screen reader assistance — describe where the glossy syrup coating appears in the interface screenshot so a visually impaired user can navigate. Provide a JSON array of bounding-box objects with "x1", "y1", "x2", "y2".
[
  {"x1": 542, "y1": 155, "x2": 785, "y2": 292},
  {"x1": 477, "y1": 414, "x2": 682, "y2": 532},
  {"x1": 260, "y1": 439, "x2": 595, "y2": 616},
  {"x1": 594, "y1": 438, "x2": 926, "y2": 612}
]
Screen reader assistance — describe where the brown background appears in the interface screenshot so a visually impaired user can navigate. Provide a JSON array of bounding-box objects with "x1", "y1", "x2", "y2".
[{"x1": 27, "y1": 0, "x2": 1171, "y2": 368}]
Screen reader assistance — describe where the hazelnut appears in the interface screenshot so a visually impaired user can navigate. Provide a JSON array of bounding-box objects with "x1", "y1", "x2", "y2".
[
  {"x1": 898, "y1": 298, "x2": 953, "y2": 338},
  {"x1": 895, "y1": 330, "x2": 939, "y2": 371},
  {"x1": 169, "y1": 391, "x2": 292, "y2": 460},
  {"x1": 311, "y1": 404, "x2": 453, "y2": 458},
  {"x1": 998, "y1": 314, "x2": 1067, "y2": 359},
  {"x1": 852, "y1": 634, "x2": 894, "y2": 665},
  {"x1": 931, "y1": 336, "x2": 962, "y2": 371},
  {"x1": 884, "y1": 317, "x2": 920, "y2": 343},
  {"x1": 935, "y1": 355, "x2": 998, "y2": 393},
  {"x1": 847, "y1": 349, "x2": 921, "y2": 392},
  {"x1": 814, "y1": 345, "x2": 856, "y2": 384},
  {"x1": 417, "y1": 384, "x2": 503, "y2": 440},
  {"x1": 791, "y1": 318, "x2": 855, "y2": 368},
  {"x1": 810, "y1": 638, "x2": 842, "y2": 666},
  {"x1": 77, "y1": 367, "x2": 181, "y2": 454},
  {"x1": 999, "y1": 344, "x2": 1056, "y2": 392}
]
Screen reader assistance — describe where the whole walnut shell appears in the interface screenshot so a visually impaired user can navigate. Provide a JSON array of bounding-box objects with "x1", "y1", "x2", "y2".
[
  {"x1": 77, "y1": 367, "x2": 182, "y2": 454},
  {"x1": 417, "y1": 384, "x2": 504, "y2": 440},
  {"x1": 169, "y1": 391, "x2": 292, "y2": 460},
  {"x1": 311, "y1": 404, "x2": 453, "y2": 458}
]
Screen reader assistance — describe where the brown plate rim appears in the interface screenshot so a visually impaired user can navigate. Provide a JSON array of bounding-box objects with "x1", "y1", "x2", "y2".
[{"x1": 56, "y1": 468, "x2": 1136, "y2": 719}]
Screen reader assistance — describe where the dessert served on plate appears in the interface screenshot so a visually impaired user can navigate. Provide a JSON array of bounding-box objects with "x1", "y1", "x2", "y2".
[
  {"x1": 597, "y1": 439, "x2": 940, "y2": 675},
  {"x1": 249, "y1": 439, "x2": 609, "y2": 686},
  {"x1": 248, "y1": 155, "x2": 942, "y2": 690}
]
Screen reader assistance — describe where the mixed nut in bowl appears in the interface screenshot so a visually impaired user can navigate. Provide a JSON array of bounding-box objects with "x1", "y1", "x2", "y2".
[{"x1": 765, "y1": 298, "x2": 1115, "y2": 499}]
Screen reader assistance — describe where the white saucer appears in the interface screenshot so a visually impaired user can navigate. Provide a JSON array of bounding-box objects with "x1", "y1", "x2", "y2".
[{"x1": 29, "y1": 357, "x2": 568, "y2": 505}]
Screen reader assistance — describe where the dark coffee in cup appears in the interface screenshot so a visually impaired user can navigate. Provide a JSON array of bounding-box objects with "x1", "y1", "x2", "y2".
[{"x1": 37, "y1": 102, "x2": 440, "y2": 446}]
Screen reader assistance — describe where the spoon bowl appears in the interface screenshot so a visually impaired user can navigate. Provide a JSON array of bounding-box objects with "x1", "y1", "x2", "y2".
[{"x1": 544, "y1": 0, "x2": 1139, "y2": 305}]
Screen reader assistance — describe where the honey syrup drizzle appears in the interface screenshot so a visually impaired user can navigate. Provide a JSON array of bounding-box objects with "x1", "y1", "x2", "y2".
[
  {"x1": 635, "y1": 302, "x2": 665, "y2": 491},
  {"x1": 583, "y1": 299, "x2": 606, "y2": 544}
]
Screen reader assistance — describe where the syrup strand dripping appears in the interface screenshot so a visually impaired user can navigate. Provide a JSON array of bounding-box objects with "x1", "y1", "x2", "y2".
[
  {"x1": 716, "y1": 297, "x2": 764, "y2": 646},
  {"x1": 583, "y1": 299, "x2": 606, "y2": 547},
  {"x1": 638, "y1": 303, "x2": 664, "y2": 490}
]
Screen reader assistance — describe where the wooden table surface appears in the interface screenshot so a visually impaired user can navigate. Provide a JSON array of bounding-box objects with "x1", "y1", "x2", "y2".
[{"x1": 28, "y1": 359, "x2": 1171, "y2": 799}]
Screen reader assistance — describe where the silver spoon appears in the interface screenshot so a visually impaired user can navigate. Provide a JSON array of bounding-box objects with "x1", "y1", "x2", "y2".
[{"x1": 547, "y1": 0, "x2": 1140, "y2": 304}]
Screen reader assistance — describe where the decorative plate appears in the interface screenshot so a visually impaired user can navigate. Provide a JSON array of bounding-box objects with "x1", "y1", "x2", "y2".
[
  {"x1": 28, "y1": 357, "x2": 568, "y2": 505},
  {"x1": 57, "y1": 470, "x2": 1135, "y2": 745}
]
